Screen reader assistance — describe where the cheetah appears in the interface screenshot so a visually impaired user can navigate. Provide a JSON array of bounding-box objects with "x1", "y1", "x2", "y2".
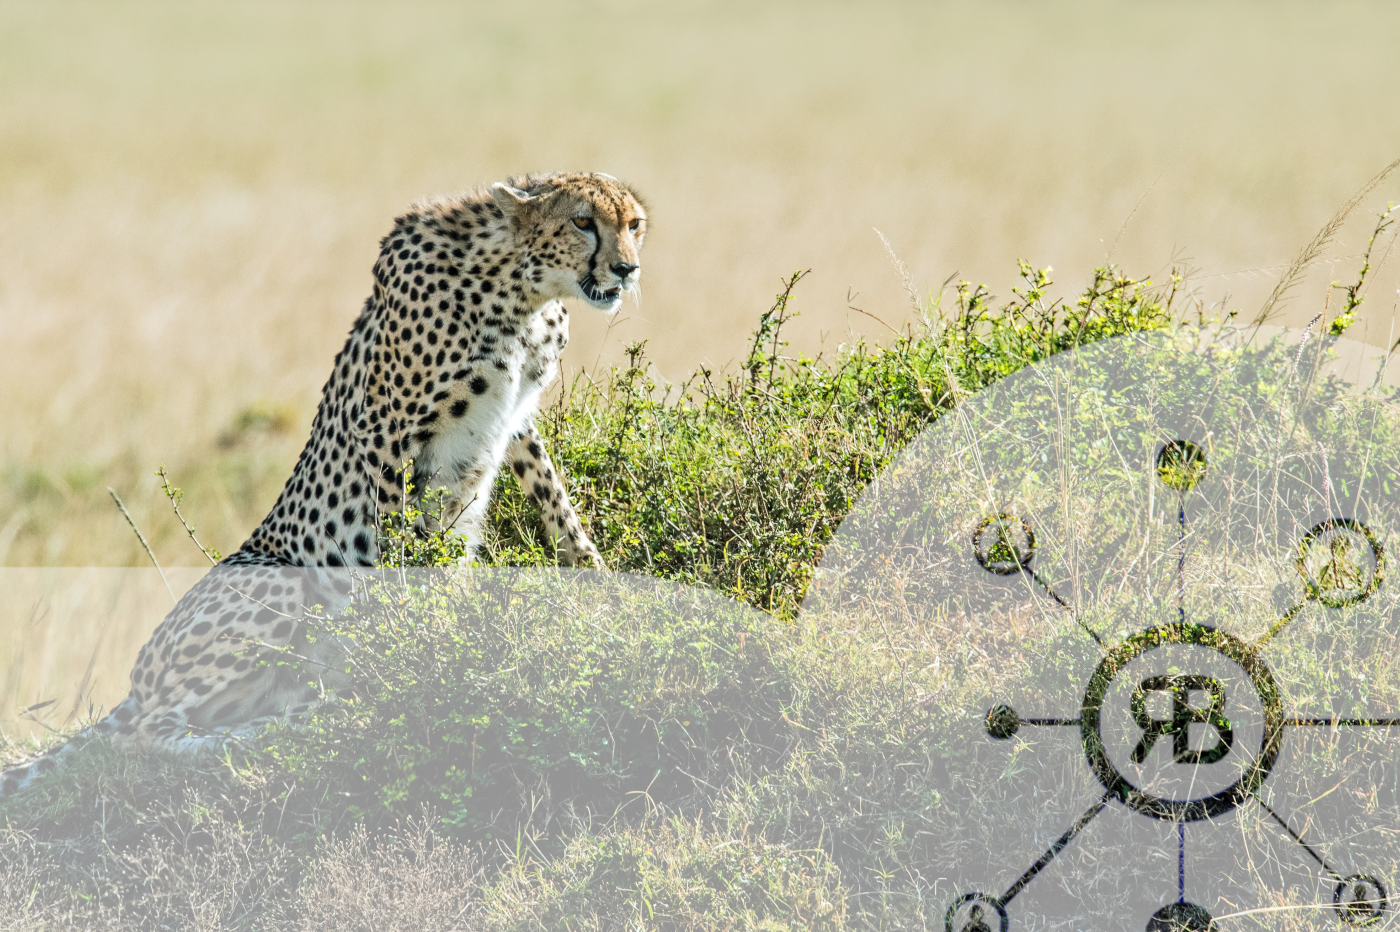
[{"x1": 0, "y1": 172, "x2": 647, "y2": 797}]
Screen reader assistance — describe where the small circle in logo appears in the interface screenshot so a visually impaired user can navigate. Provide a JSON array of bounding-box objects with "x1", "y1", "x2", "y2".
[
  {"x1": 1155, "y1": 440, "x2": 1208, "y2": 492},
  {"x1": 1145, "y1": 902, "x2": 1215, "y2": 931},
  {"x1": 1335, "y1": 874, "x2": 1387, "y2": 926},
  {"x1": 945, "y1": 893, "x2": 1008, "y2": 932},
  {"x1": 1297, "y1": 519, "x2": 1384, "y2": 608},
  {"x1": 985, "y1": 704, "x2": 1020, "y2": 740},
  {"x1": 974, "y1": 514, "x2": 1035, "y2": 576}
]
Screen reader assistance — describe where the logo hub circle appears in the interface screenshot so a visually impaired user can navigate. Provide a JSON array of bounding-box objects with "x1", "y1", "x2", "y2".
[{"x1": 1081, "y1": 623, "x2": 1284, "y2": 822}]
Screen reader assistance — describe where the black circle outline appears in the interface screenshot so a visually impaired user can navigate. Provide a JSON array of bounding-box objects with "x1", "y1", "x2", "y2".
[
  {"x1": 974, "y1": 514, "x2": 1036, "y2": 576},
  {"x1": 1297, "y1": 519, "x2": 1385, "y2": 609},
  {"x1": 986, "y1": 704, "x2": 1020, "y2": 740},
  {"x1": 1145, "y1": 901, "x2": 1215, "y2": 931},
  {"x1": 1334, "y1": 874, "x2": 1388, "y2": 927},
  {"x1": 945, "y1": 893, "x2": 1009, "y2": 932},
  {"x1": 1155, "y1": 440, "x2": 1209, "y2": 492},
  {"x1": 1081, "y1": 623, "x2": 1284, "y2": 822}
]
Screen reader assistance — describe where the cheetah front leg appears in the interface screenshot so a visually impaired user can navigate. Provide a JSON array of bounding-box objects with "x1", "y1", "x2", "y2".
[{"x1": 506, "y1": 422, "x2": 603, "y2": 568}]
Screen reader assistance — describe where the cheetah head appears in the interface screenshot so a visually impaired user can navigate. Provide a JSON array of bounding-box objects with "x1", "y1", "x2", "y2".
[{"x1": 491, "y1": 172, "x2": 647, "y2": 312}]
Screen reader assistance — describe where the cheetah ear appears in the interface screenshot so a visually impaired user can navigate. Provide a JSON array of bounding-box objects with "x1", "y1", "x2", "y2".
[{"x1": 491, "y1": 182, "x2": 534, "y2": 215}]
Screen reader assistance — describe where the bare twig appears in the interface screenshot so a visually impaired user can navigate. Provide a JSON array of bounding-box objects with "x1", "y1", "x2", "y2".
[
  {"x1": 847, "y1": 286, "x2": 901, "y2": 337},
  {"x1": 109, "y1": 487, "x2": 176, "y2": 604},
  {"x1": 744, "y1": 270, "x2": 809, "y2": 389},
  {"x1": 1329, "y1": 203, "x2": 1397, "y2": 335},
  {"x1": 156, "y1": 466, "x2": 221, "y2": 564}
]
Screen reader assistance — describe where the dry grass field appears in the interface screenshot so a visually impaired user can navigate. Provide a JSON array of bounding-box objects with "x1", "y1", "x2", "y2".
[
  {"x1": 3, "y1": 0, "x2": 1400, "y2": 568},
  {"x1": 1, "y1": 0, "x2": 1399, "y2": 735}
]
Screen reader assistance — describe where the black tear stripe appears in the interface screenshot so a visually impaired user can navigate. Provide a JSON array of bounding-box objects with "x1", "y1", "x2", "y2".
[
  {"x1": 578, "y1": 214, "x2": 611, "y2": 300},
  {"x1": 586, "y1": 232, "x2": 602, "y2": 281}
]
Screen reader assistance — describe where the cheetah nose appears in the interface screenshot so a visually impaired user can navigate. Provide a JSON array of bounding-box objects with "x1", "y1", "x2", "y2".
[{"x1": 610, "y1": 262, "x2": 638, "y2": 281}]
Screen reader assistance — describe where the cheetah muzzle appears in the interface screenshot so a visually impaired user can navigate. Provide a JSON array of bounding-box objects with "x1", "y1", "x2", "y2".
[
  {"x1": 0, "y1": 171, "x2": 648, "y2": 798},
  {"x1": 579, "y1": 272, "x2": 624, "y2": 308}
]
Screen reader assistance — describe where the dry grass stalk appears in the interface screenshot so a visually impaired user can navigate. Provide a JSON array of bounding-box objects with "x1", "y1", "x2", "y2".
[{"x1": 1255, "y1": 155, "x2": 1400, "y2": 324}]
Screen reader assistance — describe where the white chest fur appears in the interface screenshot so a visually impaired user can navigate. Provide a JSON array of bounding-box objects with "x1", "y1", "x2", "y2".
[{"x1": 416, "y1": 300, "x2": 568, "y2": 499}]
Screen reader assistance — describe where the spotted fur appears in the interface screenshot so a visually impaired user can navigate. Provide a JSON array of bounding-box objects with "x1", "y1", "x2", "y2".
[{"x1": 0, "y1": 172, "x2": 647, "y2": 797}]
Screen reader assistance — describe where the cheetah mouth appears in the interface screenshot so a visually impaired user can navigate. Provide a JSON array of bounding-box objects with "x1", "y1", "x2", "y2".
[{"x1": 578, "y1": 274, "x2": 623, "y2": 308}]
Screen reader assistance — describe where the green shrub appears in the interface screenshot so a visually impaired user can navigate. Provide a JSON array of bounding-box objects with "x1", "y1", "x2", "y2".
[
  {"x1": 260, "y1": 571, "x2": 789, "y2": 847},
  {"x1": 489, "y1": 263, "x2": 1175, "y2": 618}
]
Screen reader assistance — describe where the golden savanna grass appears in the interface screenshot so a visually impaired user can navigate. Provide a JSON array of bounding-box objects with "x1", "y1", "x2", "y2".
[
  {"x1": 1, "y1": 0, "x2": 1399, "y2": 734},
  {"x1": 3, "y1": 0, "x2": 1400, "y2": 567}
]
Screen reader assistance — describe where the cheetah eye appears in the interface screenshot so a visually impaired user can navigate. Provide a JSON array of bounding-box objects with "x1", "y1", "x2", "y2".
[
  {"x1": 572, "y1": 217, "x2": 595, "y2": 231},
  {"x1": 628, "y1": 219, "x2": 642, "y2": 233}
]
